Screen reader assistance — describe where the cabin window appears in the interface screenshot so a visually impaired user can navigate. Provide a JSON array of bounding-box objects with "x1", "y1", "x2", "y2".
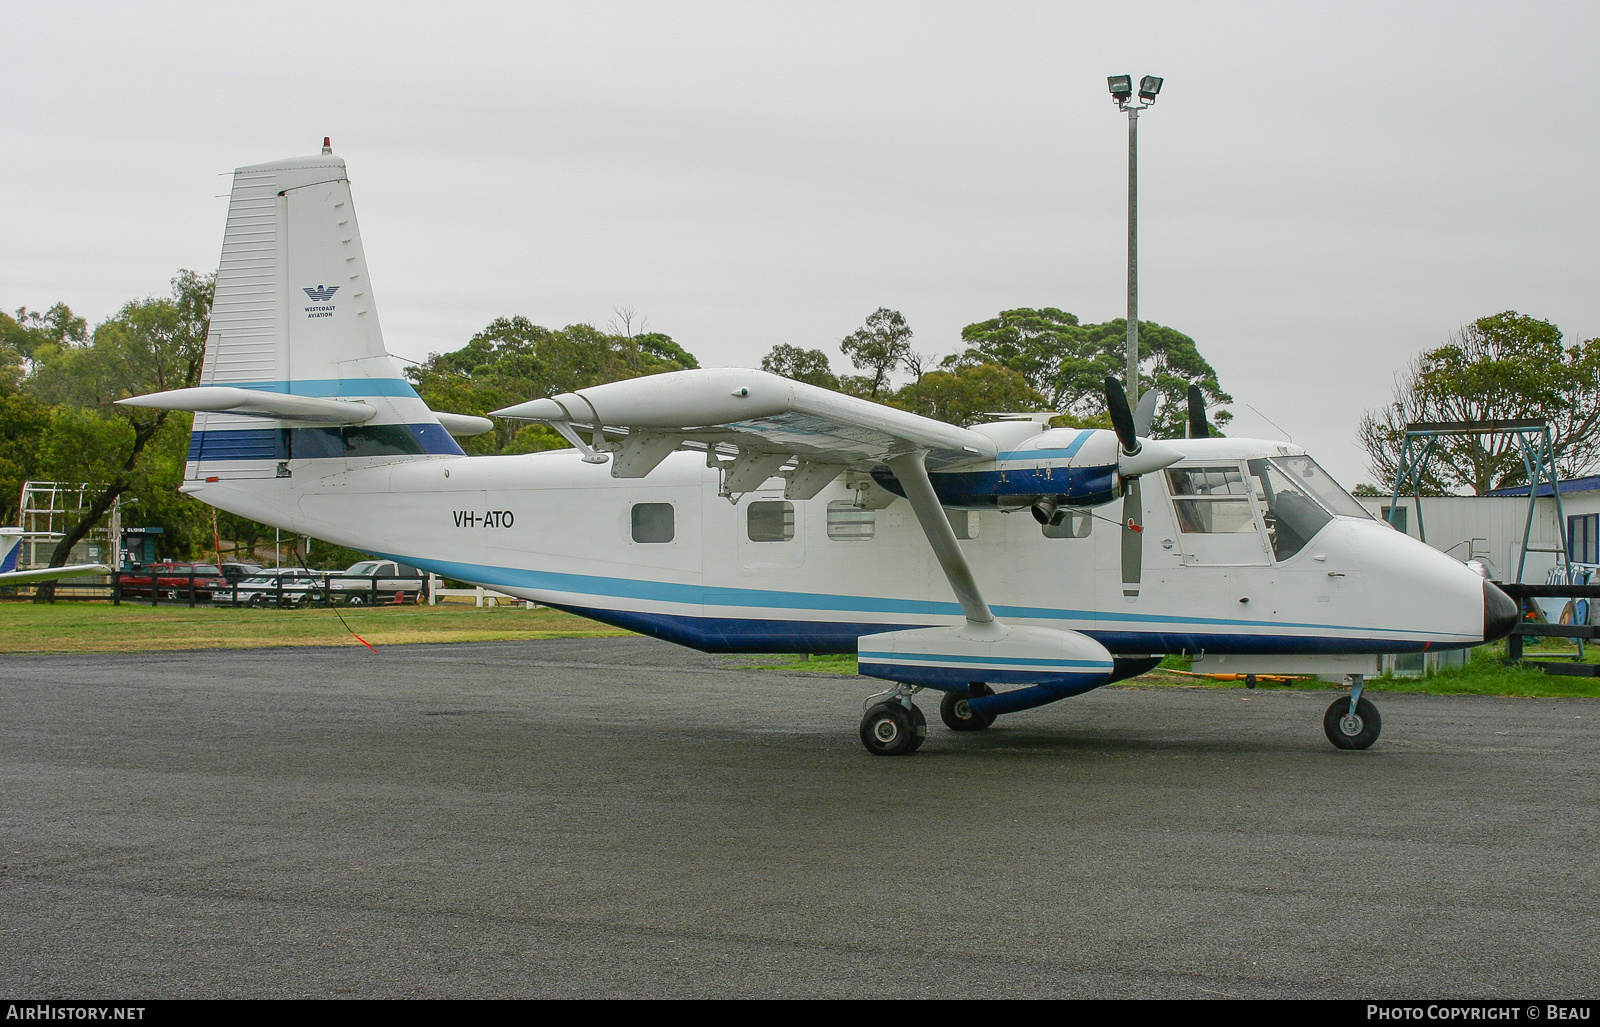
[
  {"x1": 631, "y1": 502, "x2": 675, "y2": 543},
  {"x1": 946, "y1": 509, "x2": 979, "y2": 540},
  {"x1": 1041, "y1": 511, "x2": 1092, "y2": 539},
  {"x1": 747, "y1": 501, "x2": 795, "y2": 542},
  {"x1": 827, "y1": 501, "x2": 875, "y2": 540}
]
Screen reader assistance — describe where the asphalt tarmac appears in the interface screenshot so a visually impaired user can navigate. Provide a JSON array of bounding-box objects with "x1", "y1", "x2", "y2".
[{"x1": 2, "y1": 637, "x2": 1596, "y2": 999}]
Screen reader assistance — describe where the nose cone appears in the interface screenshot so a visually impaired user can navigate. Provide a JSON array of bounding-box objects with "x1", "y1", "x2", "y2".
[{"x1": 1483, "y1": 580, "x2": 1518, "y2": 643}]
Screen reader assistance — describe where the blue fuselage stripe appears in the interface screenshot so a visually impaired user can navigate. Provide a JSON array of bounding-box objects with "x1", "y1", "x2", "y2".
[{"x1": 188, "y1": 423, "x2": 463, "y2": 460}]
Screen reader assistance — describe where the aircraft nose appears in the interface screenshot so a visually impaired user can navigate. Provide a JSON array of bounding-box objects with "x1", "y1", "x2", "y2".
[{"x1": 1483, "y1": 580, "x2": 1518, "y2": 643}]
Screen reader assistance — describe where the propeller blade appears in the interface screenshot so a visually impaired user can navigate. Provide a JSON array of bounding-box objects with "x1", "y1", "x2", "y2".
[
  {"x1": 1133, "y1": 389, "x2": 1159, "y2": 437},
  {"x1": 1104, "y1": 376, "x2": 1139, "y2": 455},
  {"x1": 1187, "y1": 384, "x2": 1211, "y2": 439},
  {"x1": 1121, "y1": 476, "x2": 1143, "y2": 599}
]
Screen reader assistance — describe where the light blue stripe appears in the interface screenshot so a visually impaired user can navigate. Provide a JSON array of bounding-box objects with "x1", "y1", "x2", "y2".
[
  {"x1": 858, "y1": 652, "x2": 1114, "y2": 668},
  {"x1": 995, "y1": 430, "x2": 1094, "y2": 461},
  {"x1": 377, "y1": 553, "x2": 1473, "y2": 640},
  {"x1": 226, "y1": 379, "x2": 420, "y2": 399}
]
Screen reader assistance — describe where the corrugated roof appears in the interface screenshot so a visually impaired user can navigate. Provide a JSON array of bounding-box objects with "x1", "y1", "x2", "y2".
[{"x1": 1486, "y1": 474, "x2": 1600, "y2": 498}]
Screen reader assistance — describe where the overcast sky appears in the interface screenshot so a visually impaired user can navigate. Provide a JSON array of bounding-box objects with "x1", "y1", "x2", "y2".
[{"x1": 5, "y1": 0, "x2": 1596, "y2": 487}]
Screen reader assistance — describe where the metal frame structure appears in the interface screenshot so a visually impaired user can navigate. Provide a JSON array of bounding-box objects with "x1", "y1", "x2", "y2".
[
  {"x1": 16, "y1": 480, "x2": 120, "y2": 572},
  {"x1": 1386, "y1": 420, "x2": 1568, "y2": 584}
]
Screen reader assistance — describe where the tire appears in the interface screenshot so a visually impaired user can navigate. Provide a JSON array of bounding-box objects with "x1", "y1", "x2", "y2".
[
  {"x1": 859, "y1": 702, "x2": 925, "y2": 756},
  {"x1": 1323, "y1": 695, "x2": 1382, "y2": 750},
  {"x1": 248, "y1": 595, "x2": 265, "y2": 609},
  {"x1": 940, "y1": 685, "x2": 996, "y2": 731},
  {"x1": 346, "y1": 595, "x2": 366, "y2": 607}
]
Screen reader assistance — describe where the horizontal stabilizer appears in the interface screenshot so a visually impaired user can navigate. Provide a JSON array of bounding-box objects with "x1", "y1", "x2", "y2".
[{"x1": 118, "y1": 387, "x2": 377, "y2": 425}]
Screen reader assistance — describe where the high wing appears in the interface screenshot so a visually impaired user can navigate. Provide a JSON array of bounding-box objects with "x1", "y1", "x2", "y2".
[{"x1": 492, "y1": 367, "x2": 997, "y2": 499}]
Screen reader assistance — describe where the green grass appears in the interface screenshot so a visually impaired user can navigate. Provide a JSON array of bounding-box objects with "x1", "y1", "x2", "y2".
[
  {"x1": 0, "y1": 600, "x2": 630, "y2": 653},
  {"x1": 741, "y1": 645, "x2": 1600, "y2": 697}
]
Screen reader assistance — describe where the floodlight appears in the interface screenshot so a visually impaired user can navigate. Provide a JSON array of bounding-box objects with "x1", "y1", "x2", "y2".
[
  {"x1": 1138, "y1": 76, "x2": 1163, "y2": 101},
  {"x1": 1108, "y1": 75, "x2": 1133, "y2": 101}
]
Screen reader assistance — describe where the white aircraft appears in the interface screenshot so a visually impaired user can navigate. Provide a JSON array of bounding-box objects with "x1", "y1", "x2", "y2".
[
  {"x1": 120, "y1": 148, "x2": 1518, "y2": 755},
  {"x1": 0, "y1": 529, "x2": 111, "y2": 585}
]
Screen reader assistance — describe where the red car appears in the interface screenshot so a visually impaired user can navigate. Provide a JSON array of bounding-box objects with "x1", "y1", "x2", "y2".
[{"x1": 117, "y1": 562, "x2": 230, "y2": 600}]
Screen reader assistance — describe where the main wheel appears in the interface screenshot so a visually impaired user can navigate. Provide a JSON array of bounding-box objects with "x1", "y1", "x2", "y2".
[
  {"x1": 346, "y1": 594, "x2": 366, "y2": 607},
  {"x1": 1323, "y1": 695, "x2": 1382, "y2": 750},
  {"x1": 248, "y1": 594, "x2": 265, "y2": 609},
  {"x1": 940, "y1": 684, "x2": 996, "y2": 731},
  {"x1": 859, "y1": 702, "x2": 926, "y2": 756}
]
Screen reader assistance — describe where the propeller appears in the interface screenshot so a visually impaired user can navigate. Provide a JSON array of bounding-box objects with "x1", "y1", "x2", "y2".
[
  {"x1": 1186, "y1": 384, "x2": 1211, "y2": 439},
  {"x1": 1134, "y1": 388, "x2": 1159, "y2": 437},
  {"x1": 1105, "y1": 377, "x2": 1147, "y2": 599}
]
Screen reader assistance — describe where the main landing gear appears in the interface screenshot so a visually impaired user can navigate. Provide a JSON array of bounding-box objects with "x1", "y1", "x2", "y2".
[
  {"x1": 939, "y1": 683, "x2": 996, "y2": 732},
  {"x1": 859, "y1": 689, "x2": 927, "y2": 756},
  {"x1": 1323, "y1": 675, "x2": 1382, "y2": 750},
  {"x1": 860, "y1": 683, "x2": 999, "y2": 754}
]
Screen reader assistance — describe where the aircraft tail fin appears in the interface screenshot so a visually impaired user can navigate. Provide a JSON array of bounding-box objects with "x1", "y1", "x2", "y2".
[{"x1": 186, "y1": 149, "x2": 461, "y2": 480}]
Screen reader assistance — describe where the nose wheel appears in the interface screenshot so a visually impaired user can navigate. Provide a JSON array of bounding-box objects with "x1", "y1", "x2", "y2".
[
  {"x1": 859, "y1": 701, "x2": 927, "y2": 756},
  {"x1": 1323, "y1": 694, "x2": 1381, "y2": 750}
]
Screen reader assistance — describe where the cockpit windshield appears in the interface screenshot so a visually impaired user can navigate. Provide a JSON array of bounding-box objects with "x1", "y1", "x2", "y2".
[{"x1": 1246, "y1": 455, "x2": 1371, "y2": 560}]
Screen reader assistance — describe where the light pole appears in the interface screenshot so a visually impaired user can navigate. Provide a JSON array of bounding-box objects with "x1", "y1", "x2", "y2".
[{"x1": 1107, "y1": 74, "x2": 1162, "y2": 408}]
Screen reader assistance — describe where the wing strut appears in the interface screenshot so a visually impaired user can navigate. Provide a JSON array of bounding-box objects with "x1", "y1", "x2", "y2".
[{"x1": 883, "y1": 451, "x2": 999, "y2": 633}]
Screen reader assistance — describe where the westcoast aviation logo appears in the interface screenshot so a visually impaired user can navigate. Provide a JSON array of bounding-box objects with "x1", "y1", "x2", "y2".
[{"x1": 303, "y1": 285, "x2": 339, "y2": 318}]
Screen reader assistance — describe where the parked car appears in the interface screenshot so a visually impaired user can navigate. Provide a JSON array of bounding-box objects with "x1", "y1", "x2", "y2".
[
  {"x1": 118, "y1": 562, "x2": 230, "y2": 600},
  {"x1": 218, "y1": 562, "x2": 263, "y2": 585},
  {"x1": 228, "y1": 569, "x2": 328, "y2": 608},
  {"x1": 326, "y1": 560, "x2": 427, "y2": 605}
]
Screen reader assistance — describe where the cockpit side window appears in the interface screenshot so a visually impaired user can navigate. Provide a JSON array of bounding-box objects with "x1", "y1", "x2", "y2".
[{"x1": 1166, "y1": 465, "x2": 1259, "y2": 534}]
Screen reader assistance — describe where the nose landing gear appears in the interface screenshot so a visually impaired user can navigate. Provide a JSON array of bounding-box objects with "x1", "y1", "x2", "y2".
[{"x1": 1323, "y1": 675, "x2": 1382, "y2": 750}]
